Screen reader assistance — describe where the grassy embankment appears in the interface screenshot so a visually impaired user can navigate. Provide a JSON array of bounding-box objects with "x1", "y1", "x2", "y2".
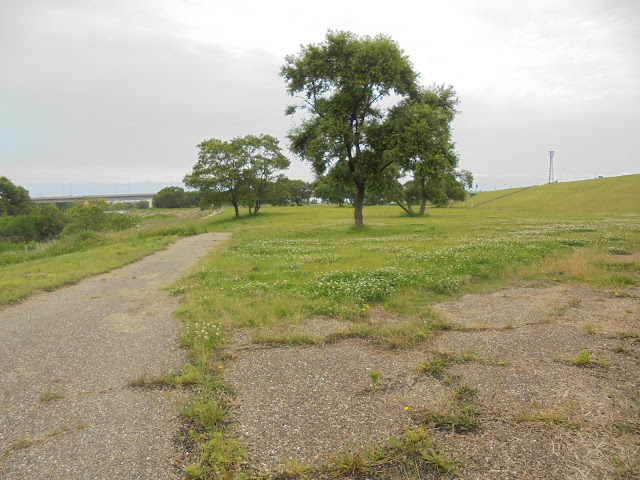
[
  {"x1": 0, "y1": 209, "x2": 211, "y2": 306},
  {"x1": 171, "y1": 174, "x2": 640, "y2": 478}
]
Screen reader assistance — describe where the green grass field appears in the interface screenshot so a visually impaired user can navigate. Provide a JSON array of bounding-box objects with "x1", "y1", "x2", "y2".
[
  {"x1": 176, "y1": 185, "x2": 639, "y2": 334},
  {"x1": 173, "y1": 175, "x2": 639, "y2": 478}
]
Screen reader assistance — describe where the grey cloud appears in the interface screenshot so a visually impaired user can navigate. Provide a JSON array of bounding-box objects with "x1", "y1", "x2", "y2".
[
  {"x1": 1, "y1": 1, "x2": 638, "y2": 189},
  {"x1": 1, "y1": 3, "x2": 293, "y2": 182}
]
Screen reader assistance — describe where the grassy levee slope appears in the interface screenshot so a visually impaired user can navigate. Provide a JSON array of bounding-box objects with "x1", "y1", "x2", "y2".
[{"x1": 470, "y1": 173, "x2": 640, "y2": 214}]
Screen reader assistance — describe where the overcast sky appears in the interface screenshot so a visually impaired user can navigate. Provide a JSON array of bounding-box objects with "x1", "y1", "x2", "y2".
[{"x1": 1, "y1": 0, "x2": 638, "y2": 194}]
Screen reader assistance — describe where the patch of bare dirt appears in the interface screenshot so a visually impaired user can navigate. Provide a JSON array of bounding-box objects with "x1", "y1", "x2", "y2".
[
  {"x1": 225, "y1": 283, "x2": 640, "y2": 478},
  {"x1": 608, "y1": 252, "x2": 640, "y2": 264},
  {"x1": 433, "y1": 284, "x2": 639, "y2": 335},
  {"x1": 225, "y1": 338, "x2": 447, "y2": 472}
]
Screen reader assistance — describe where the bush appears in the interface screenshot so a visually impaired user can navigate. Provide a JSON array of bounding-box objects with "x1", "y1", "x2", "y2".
[
  {"x1": 0, "y1": 205, "x2": 67, "y2": 241},
  {"x1": 37, "y1": 204, "x2": 66, "y2": 236},
  {"x1": 65, "y1": 199, "x2": 138, "y2": 233},
  {"x1": 0, "y1": 215, "x2": 40, "y2": 239}
]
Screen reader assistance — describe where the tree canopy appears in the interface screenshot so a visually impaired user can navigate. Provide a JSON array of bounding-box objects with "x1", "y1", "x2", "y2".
[
  {"x1": 282, "y1": 31, "x2": 419, "y2": 226},
  {"x1": 384, "y1": 85, "x2": 463, "y2": 214},
  {"x1": 0, "y1": 177, "x2": 32, "y2": 216},
  {"x1": 265, "y1": 176, "x2": 312, "y2": 206},
  {"x1": 184, "y1": 134, "x2": 289, "y2": 217},
  {"x1": 153, "y1": 187, "x2": 199, "y2": 209}
]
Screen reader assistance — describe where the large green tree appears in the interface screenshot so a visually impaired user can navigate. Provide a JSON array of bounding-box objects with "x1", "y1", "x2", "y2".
[
  {"x1": 282, "y1": 31, "x2": 418, "y2": 226},
  {"x1": 0, "y1": 177, "x2": 32, "y2": 216},
  {"x1": 184, "y1": 134, "x2": 288, "y2": 217},
  {"x1": 384, "y1": 85, "x2": 461, "y2": 215}
]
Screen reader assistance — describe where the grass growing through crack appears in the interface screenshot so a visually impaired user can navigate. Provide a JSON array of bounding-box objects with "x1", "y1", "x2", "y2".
[
  {"x1": 572, "y1": 350, "x2": 592, "y2": 367},
  {"x1": 281, "y1": 455, "x2": 313, "y2": 477},
  {"x1": 39, "y1": 390, "x2": 64, "y2": 402},
  {"x1": 2, "y1": 438, "x2": 32, "y2": 456},
  {"x1": 417, "y1": 350, "x2": 478, "y2": 378},
  {"x1": 416, "y1": 350, "x2": 483, "y2": 435},
  {"x1": 368, "y1": 370, "x2": 379, "y2": 393},
  {"x1": 422, "y1": 385, "x2": 482, "y2": 434},
  {"x1": 612, "y1": 346, "x2": 630, "y2": 355},
  {"x1": 515, "y1": 401, "x2": 577, "y2": 427},
  {"x1": 317, "y1": 427, "x2": 460, "y2": 478}
]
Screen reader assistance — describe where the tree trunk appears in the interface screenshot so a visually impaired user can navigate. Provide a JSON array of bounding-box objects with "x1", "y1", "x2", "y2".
[
  {"x1": 418, "y1": 178, "x2": 428, "y2": 216},
  {"x1": 232, "y1": 201, "x2": 239, "y2": 218},
  {"x1": 396, "y1": 197, "x2": 413, "y2": 215},
  {"x1": 254, "y1": 198, "x2": 261, "y2": 214},
  {"x1": 353, "y1": 179, "x2": 365, "y2": 227},
  {"x1": 418, "y1": 193, "x2": 428, "y2": 215}
]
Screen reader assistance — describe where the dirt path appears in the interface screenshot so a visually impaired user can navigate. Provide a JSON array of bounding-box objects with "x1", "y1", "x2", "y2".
[{"x1": 0, "y1": 233, "x2": 229, "y2": 479}]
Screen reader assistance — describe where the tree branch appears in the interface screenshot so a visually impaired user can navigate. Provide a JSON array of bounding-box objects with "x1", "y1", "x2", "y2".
[
  {"x1": 395, "y1": 199, "x2": 412, "y2": 215},
  {"x1": 379, "y1": 160, "x2": 394, "y2": 172}
]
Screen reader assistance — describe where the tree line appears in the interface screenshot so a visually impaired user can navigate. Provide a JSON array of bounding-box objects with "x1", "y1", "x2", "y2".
[{"x1": 185, "y1": 30, "x2": 472, "y2": 225}]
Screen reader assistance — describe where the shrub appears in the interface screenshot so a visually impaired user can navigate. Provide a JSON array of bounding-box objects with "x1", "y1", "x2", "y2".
[
  {"x1": 37, "y1": 204, "x2": 66, "y2": 236},
  {"x1": 0, "y1": 215, "x2": 40, "y2": 239},
  {"x1": 65, "y1": 200, "x2": 138, "y2": 233}
]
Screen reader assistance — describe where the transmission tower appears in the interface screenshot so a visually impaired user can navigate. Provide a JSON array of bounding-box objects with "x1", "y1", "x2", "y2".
[{"x1": 548, "y1": 150, "x2": 555, "y2": 183}]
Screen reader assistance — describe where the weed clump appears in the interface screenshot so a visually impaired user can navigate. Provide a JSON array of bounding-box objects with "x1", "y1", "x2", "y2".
[
  {"x1": 39, "y1": 390, "x2": 64, "y2": 402},
  {"x1": 325, "y1": 427, "x2": 460, "y2": 478},
  {"x1": 368, "y1": 370, "x2": 379, "y2": 393},
  {"x1": 422, "y1": 385, "x2": 482, "y2": 433},
  {"x1": 572, "y1": 350, "x2": 592, "y2": 367}
]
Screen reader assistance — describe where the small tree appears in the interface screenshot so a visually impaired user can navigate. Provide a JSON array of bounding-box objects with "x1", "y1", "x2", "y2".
[
  {"x1": 458, "y1": 170, "x2": 474, "y2": 191},
  {"x1": 287, "y1": 179, "x2": 313, "y2": 206},
  {"x1": 313, "y1": 168, "x2": 355, "y2": 207},
  {"x1": 185, "y1": 135, "x2": 288, "y2": 217},
  {"x1": 153, "y1": 187, "x2": 186, "y2": 208},
  {"x1": 185, "y1": 138, "x2": 246, "y2": 217},
  {"x1": 264, "y1": 176, "x2": 312, "y2": 206},
  {"x1": 37, "y1": 204, "x2": 66, "y2": 236},
  {"x1": 243, "y1": 135, "x2": 290, "y2": 214},
  {"x1": 385, "y1": 85, "x2": 461, "y2": 215},
  {"x1": 65, "y1": 199, "x2": 137, "y2": 232}
]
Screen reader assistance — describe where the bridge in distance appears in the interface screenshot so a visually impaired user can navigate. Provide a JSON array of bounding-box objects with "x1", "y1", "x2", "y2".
[{"x1": 32, "y1": 193, "x2": 156, "y2": 207}]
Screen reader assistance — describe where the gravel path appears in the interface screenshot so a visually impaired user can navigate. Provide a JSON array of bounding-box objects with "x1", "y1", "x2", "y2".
[{"x1": 0, "y1": 232, "x2": 229, "y2": 479}]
